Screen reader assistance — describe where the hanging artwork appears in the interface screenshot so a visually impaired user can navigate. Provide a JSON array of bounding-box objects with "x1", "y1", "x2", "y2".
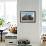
[{"x1": 20, "y1": 11, "x2": 36, "y2": 23}]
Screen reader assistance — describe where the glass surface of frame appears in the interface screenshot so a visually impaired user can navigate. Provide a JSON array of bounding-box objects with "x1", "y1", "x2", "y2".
[{"x1": 20, "y1": 11, "x2": 36, "y2": 23}]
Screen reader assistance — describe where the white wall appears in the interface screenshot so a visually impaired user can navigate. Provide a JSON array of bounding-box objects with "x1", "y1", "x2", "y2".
[{"x1": 17, "y1": 0, "x2": 42, "y2": 46}]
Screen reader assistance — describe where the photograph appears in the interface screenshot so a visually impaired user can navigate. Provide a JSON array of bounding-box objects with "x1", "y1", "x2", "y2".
[{"x1": 20, "y1": 11, "x2": 36, "y2": 23}]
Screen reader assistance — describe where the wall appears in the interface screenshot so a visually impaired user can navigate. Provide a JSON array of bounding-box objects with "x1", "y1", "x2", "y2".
[{"x1": 17, "y1": 0, "x2": 42, "y2": 46}]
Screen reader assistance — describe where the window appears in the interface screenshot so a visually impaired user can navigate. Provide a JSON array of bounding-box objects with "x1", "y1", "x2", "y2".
[
  {"x1": 42, "y1": 0, "x2": 46, "y2": 33},
  {"x1": 5, "y1": 1, "x2": 17, "y2": 25},
  {"x1": 42, "y1": 0, "x2": 46, "y2": 21},
  {"x1": 0, "y1": 1, "x2": 4, "y2": 18},
  {"x1": 0, "y1": 0, "x2": 17, "y2": 26}
]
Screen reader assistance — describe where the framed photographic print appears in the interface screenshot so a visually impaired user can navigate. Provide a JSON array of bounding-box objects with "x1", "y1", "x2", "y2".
[{"x1": 20, "y1": 11, "x2": 36, "y2": 23}]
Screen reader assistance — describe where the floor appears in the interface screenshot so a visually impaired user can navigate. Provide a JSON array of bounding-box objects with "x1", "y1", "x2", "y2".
[{"x1": 0, "y1": 41, "x2": 5, "y2": 46}]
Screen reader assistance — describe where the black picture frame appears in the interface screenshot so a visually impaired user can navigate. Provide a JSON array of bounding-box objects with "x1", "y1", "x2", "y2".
[{"x1": 20, "y1": 11, "x2": 36, "y2": 23}]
